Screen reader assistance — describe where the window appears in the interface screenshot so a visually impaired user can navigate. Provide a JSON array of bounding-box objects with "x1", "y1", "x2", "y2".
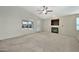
[
  {"x1": 76, "y1": 17, "x2": 79, "y2": 31},
  {"x1": 22, "y1": 20, "x2": 33, "y2": 28}
]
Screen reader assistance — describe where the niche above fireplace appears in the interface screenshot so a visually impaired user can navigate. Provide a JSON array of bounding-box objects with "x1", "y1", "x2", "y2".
[{"x1": 51, "y1": 19, "x2": 59, "y2": 25}]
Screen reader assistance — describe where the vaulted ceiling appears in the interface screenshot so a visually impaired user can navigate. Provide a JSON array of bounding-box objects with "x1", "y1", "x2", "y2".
[{"x1": 22, "y1": 6, "x2": 79, "y2": 19}]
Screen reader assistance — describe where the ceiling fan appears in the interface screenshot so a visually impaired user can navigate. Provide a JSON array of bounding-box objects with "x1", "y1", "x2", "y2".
[{"x1": 37, "y1": 6, "x2": 53, "y2": 15}]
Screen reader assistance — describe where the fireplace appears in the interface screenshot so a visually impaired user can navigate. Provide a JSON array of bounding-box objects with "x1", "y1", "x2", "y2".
[{"x1": 51, "y1": 27, "x2": 59, "y2": 33}]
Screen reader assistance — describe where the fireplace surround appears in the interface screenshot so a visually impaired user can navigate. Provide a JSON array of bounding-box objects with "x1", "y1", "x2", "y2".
[{"x1": 51, "y1": 19, "x2": 59, "y2": 33}]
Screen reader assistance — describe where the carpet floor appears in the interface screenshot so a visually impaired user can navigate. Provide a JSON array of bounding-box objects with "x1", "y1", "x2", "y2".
[{"x1": 0, "y1": 32, "x2": 79, "y2": 52}]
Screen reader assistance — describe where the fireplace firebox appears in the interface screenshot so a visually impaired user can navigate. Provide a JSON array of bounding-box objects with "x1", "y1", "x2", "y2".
[{"x1": 51, "y1": 27, "x2": 59, "y2": 33}]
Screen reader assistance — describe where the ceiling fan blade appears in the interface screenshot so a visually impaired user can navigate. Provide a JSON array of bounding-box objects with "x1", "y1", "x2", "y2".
[
  {"x1": 46, "y1": 6, "x2": 48, "y2": 9},
  {"x1": 43, "y1": 6, "x2": 45, "y2": 7},
  {"x1": 47, "y1": 10, "x2": 53, "y2": 12},
  {"x1": 43, "y1": 6, "x2": 48, "y2": 10},
  {"x1": 45, "y1": 12, "x2": 47, "y2": 14}
]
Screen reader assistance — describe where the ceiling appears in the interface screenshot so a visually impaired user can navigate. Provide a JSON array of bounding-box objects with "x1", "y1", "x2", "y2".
[{"x1": 22, "y1": 6, "x2": 79, "y2": 19}]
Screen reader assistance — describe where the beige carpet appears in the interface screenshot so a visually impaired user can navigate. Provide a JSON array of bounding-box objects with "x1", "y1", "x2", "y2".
[{"x1": 0, "y1": 32, "x2": 79, "y2": 52}]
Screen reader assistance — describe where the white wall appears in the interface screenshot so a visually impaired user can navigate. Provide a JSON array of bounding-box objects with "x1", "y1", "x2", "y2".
[
  {"x1": 42, "y1": 19, "x2": 51, "y2": 32},
  {"x1": 0, "y1": 6, "x2": 42, "y2": 40},
  {"x1": 59, "y1": 15, "x2": 79, "y2": 40},
  {"x1": 59, "y1": 15, "x2": 77, "y2": 37}
]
